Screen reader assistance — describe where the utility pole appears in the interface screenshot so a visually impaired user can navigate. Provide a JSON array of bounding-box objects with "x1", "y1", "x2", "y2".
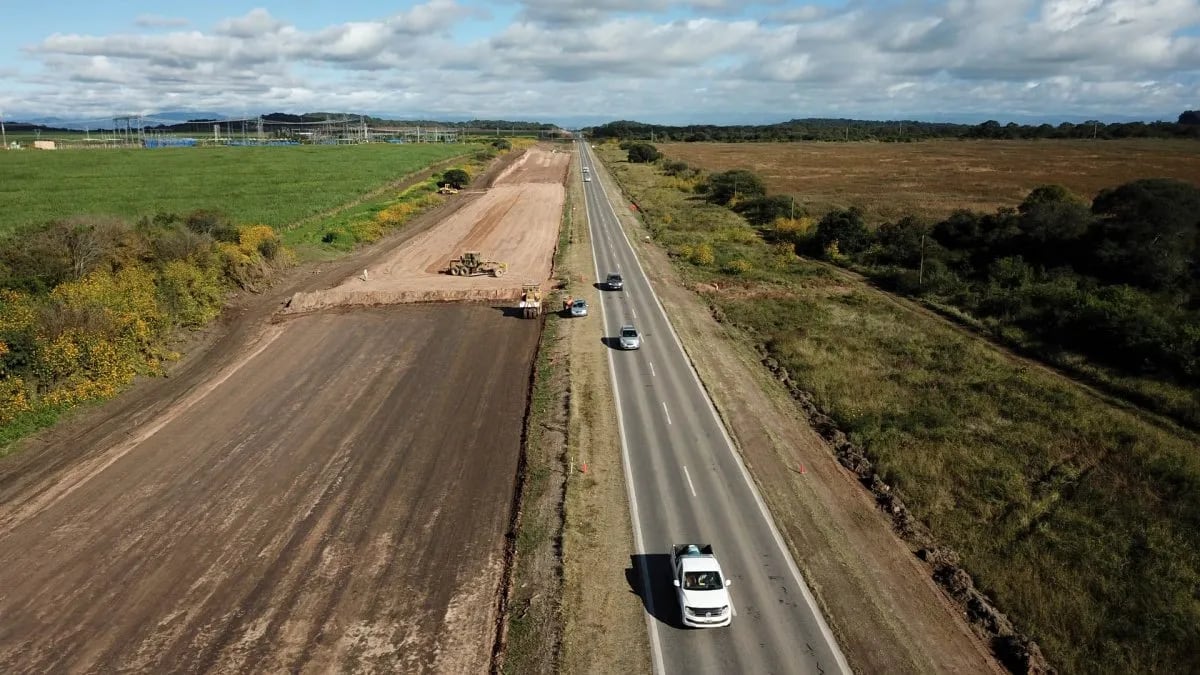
[
  {"x1": 0, "y1": 111, "x2": 6, "y2": 149},
  {"x1": 790, "y1": 195, "x2": 795, "y2": 220},
  {"x1": 919, "y1": 234, "x2": 926, "y2": 287}
]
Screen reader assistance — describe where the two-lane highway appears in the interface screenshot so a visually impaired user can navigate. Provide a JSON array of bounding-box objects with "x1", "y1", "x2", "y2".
[{"x1": 577, "y1": 141, "x2": 851, "y2": 675}]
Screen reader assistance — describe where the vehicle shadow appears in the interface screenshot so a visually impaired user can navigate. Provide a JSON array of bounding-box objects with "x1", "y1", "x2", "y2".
[
  {"x1": 492, "y1": 306, "x2": 533, "y2": 319},
  {"x1": 626, "y1": 553, "x2": 680, "y2": 628},
  {"x1": 600, "y1": 336, "x2": 629, "y2": 350},
  {"x1": 593, "y1": 282, "x2": 620, "y2": 292}
]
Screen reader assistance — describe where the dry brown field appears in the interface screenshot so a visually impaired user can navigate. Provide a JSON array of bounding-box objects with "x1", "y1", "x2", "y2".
[{"x1": 658, "y1": 139, "x2": 1200, "y2": 223}]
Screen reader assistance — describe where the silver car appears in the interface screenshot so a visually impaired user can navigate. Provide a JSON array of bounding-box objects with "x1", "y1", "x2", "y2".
[
  {"x1": 570, "y1": 299, "x2": 589, "y2": 317},
  {"x1": 618, "y1": 325, "x2": 641, "y2": 350}
]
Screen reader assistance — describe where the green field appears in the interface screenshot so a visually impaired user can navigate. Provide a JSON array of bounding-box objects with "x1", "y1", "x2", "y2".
[
  {"x1": 0, "y1": 144, "x2": 469, "y2": 234},
  {"x1": 596, "y1": 144, "x2": 1200, "y2": 673}
]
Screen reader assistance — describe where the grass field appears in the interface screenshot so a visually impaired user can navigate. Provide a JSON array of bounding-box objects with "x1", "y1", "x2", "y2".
[
  {"x1": 597, "y1": 144, "x2": 1200, "y2": 673},
  {"x1": 0, "y1": 144, "x2": 469, "y2": 234},
  {"x1": 658, "y1": 139, "x2": 1200, "y2": 222}
]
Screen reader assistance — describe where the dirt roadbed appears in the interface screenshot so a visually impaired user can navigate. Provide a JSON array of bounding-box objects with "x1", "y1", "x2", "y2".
[
  {"x1": 286, "y1": 148, "x2": 570, "y2": 313},
  {"x1": 0, "y1": 305, "x2": 537, "y2": 673}
]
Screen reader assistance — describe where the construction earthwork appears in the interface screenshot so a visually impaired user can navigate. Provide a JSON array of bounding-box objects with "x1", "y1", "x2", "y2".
[
  {"x1": 0, "y1": 146, "x2": 568, "y2": 673},
  {"x1": 286, "y1": 147, "x2": 569, "y2": 312}
]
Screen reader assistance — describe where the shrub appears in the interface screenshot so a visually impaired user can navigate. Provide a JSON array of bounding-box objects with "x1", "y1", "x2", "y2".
[
  {"x1": 627, "y1": 143, "x2": 662, "y2": 163},
  {"x1": 701, "y1": 170, "x2": 766, "y2": 206},
  {"x1": 443, "y1": 168, "x2": 470, "y2": 189},
  {"x1": 815, "y1": 207, "x2": 870, "y2": 255},
  {"x1": 157, "y1": 260, "x2": 224, "y2": 327},
  {"x1": 723, "y1": 258, "x2": 753, "y2": 274},
  {"x1": 691, "y1": 243, "x2": 716, "y2": 266},
  {"x1": 184, "y1": 210, "x2": 239, "y2": 243}
]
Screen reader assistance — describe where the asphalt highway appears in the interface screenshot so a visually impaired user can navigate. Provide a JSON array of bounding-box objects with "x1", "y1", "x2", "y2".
[{"x1": 577, "y1": 141, "x2": 851, "y2": 675}]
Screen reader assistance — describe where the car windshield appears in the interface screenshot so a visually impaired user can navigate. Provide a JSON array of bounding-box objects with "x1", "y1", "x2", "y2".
[
  {"x1": 573, "y1": 300, "x2": 586, "y2": 307},
  {"x1": 683, "y1": 571, "x2": 723, "y2": 591},
  {"x1": 609, "y1": 274, "x2": 621, "y2": 281},
  {"x1": 621, "y1": 328, "x2": 638, "y2": 338}
]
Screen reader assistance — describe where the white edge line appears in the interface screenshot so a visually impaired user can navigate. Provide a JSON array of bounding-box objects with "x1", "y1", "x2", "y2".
[
  {"x1": 590, "y1": 144, "x2": 853, "y2": 675},
  {"x1": 682, "y1": 465, "x2": 697, "y2": 497},
  {"x1": 582, "y1": 143, "x2": 668, "y2": 675}
]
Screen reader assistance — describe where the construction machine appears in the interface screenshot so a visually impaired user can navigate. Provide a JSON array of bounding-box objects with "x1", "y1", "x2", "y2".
[
  {"x1": 445, "y1": 251, "x2": 507, "y2": 277},
  {"x1": 437, "y1": 185, "x2": 459, "y2": 195},
  {"x1": 518, "y1": 283, "x2": 542, "y2": 319}
]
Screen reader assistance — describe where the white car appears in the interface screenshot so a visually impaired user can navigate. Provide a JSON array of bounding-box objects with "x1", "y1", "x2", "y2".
[
  {"x1": 618, "y1": 325, "x2": 640, "y2": 350},
  {"x1": 672, "y1": 544, "x2": 733, "y2": 628},
  {"x1": 569, "y1": 299, "x2": 589, "y2": 317}
]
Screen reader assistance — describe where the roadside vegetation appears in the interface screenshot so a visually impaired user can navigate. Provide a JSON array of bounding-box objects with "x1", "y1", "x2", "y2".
[
  {"x1": 0, "y1": 140, "x2": 516, "y2": 453},
  {"x1": 593, "y1": 141, "x2": 1200, "y2": 674}
]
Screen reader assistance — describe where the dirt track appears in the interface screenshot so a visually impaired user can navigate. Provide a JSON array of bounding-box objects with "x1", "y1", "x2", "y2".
[
  {"x1": 0, "y1": 306, "x2": 537, "y2": 673},
  {"x1": 286, "y1": 148, "x2": 569, "y2": 312}
]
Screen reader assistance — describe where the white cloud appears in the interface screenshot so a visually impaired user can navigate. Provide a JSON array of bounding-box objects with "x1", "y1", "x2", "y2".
[{"x1": 9, "y1": 0, "x2": 1200, "y2": 122}]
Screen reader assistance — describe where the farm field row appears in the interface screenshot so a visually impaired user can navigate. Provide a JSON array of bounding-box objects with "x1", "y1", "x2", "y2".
[{"x1": 0, "y1": 143, "x2": 469, "y2": 234}]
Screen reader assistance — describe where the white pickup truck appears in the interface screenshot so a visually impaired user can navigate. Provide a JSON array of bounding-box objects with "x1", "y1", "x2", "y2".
[{"x1": 671, "y1": 543, "x2": 733, "y2": 627}]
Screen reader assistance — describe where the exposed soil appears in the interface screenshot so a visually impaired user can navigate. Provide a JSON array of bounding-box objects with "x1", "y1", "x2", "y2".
[
  {"x1": 0, "y1": 147, "x2": 556, "y2": 674},
  {"x1": 285, "y1": 148, "x2": 570, "y2": 313},
  {"x1": 591, "y1": 154, "x2": 1004, "y2": 674}
]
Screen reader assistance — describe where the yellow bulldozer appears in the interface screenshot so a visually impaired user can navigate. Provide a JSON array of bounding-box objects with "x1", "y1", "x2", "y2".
[{"x1": 445, "y1": 251, "x2": 507, "y2": 277}]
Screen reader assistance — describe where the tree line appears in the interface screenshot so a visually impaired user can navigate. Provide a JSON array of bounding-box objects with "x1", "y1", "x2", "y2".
[{"x1": 588, "y1": 112, "x2": 1200, "y2": 143}]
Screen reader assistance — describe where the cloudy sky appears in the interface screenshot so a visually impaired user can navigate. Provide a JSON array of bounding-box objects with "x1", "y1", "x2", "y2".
[{"x1": 2, "y1": 0, "x2": 1198, "y2": 125}]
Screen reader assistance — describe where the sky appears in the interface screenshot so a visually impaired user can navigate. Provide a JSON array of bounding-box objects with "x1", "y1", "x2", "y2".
[{"x1": 1, "y1": 0, "x2": 1198, "y2": 126}]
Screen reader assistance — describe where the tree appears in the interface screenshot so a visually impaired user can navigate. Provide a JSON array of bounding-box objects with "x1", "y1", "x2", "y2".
[
  {"x1": 627, "y1": 143, "x2": 661, "y2": 163},
  {"x1": 873, "y1": 216, "x2": 931, "y2": 267},
  {"x1": 1014, "y1": 185, "x2": 1093, "y2": 266},
  {"x1": 734, "y1": 195, "x2": 795, "y2": 227},
  {"x1": 1178, "y1": 110, "x2": 1200, "y2": 125},
  {"x1": 443, "y1": 168, "x2": 470, "y2": 189},
  {"x1": 1089, "y1": 178, "x2": 1200, "y2": 291},
  {"x1": 701, "y1": 169, "x2": 766, "y2": 205},
  {"x1": 815, "y1": 207, "x2": 870, "y2": 255}
]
